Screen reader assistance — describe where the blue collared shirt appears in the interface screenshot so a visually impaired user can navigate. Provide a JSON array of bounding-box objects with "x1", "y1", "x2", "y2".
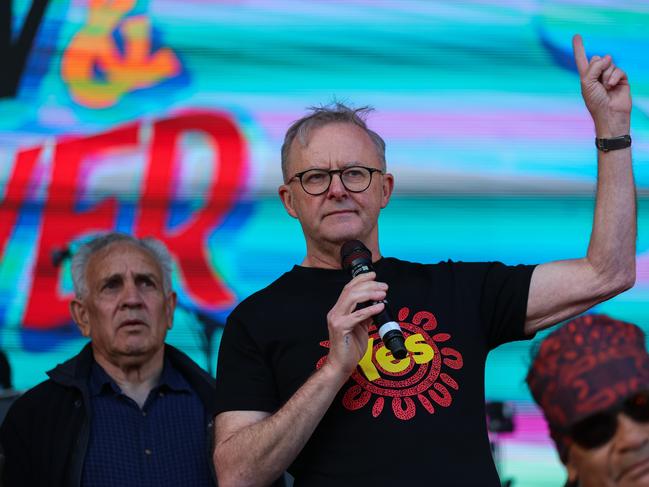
[{"x1": 81, "y1": 358, "x2": 214, "y2": 487}]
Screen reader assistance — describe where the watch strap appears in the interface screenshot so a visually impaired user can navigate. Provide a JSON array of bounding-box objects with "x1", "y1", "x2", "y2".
[{"x1": 595, "y1": 135, "x2": 632, "y2": 152}]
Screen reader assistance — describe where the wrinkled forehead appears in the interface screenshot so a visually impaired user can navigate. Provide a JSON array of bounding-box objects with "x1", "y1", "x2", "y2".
[
  {"x1": 86, "y1": 242, "x2": 163, "y2": 282},
  {"x1": 288, "y1": 122, "x2": 380, "y2": 171}
]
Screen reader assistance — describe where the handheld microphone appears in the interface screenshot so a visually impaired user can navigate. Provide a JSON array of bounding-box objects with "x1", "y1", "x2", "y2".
[{"x1": 340, "y1": 240, "x2": 407, "y2": 360}]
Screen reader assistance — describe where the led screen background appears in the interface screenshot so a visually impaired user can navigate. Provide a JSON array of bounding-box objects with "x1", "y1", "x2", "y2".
[{"x1": 1, "y1": 0, "x2": 648, "y2": 484}]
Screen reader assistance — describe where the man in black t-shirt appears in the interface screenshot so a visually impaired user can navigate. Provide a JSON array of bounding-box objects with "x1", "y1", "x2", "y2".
[{"x1": 213, "y1": 35, "x2": 636, "y2": 486}]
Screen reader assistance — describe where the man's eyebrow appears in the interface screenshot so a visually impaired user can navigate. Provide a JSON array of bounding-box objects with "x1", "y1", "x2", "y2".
[
  {"x1": 98, "y1": 273, "x2": 123, "y2": 285},
  {"x1": 134, "y1": 272, "x2": 160, "y2": 282},
  {"x1": 300, "y1": 162, "x2": 329, "y2": 170},
  {"x1": 98, "y1": 272, "x2": 159, "y2": 284},
  {"x1": 340, "y1": 161, "x2": 364, "y2": 168},
  {"x1": 303, "y1": 161, "x2": 364, "y2": 170}
]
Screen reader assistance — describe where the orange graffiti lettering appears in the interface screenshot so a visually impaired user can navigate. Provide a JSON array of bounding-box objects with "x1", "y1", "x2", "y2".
[{"x1": 61, "y1": 0, "x2": 180, "y2": 108}]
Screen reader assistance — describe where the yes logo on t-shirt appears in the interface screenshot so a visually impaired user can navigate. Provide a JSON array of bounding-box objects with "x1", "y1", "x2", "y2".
[{"x1": 316, "y1": 307, "x2": 463, "y2": 420}]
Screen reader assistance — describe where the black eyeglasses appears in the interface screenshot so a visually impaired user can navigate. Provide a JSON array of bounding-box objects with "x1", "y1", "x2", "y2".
[
  {"x1": 566, "y1": 391, "x2": 649, "y2": 449},
  {"x1": 289, "y1": 165, "x2": 383, "y2": 196}
]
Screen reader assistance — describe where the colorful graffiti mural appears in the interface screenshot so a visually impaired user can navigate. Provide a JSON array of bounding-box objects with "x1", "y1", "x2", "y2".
[{"x1": 3, "y1": 111, "x2": 246, "y2": 329}]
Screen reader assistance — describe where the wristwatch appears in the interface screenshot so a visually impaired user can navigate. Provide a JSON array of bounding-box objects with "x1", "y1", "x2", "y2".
[{"x1": 595, "y1": 135, "x2": 632, "y2": 152}]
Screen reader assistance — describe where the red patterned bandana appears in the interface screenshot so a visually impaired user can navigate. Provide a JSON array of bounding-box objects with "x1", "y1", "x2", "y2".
[{"x1": 526, "y1": 314, "x2": 649, "y2": 462}]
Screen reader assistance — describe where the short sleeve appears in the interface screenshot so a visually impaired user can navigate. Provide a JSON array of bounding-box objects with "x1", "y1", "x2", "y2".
[
  {"x1": 214, "y1": 311, "x2": 280, "y2": 415},
  {"x1": 479, "y1": 262, "x2": 536, "y2": 349}
]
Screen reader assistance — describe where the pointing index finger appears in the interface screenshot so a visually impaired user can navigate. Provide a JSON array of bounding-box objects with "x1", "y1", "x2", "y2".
[{"x1": 572, "y1": 34, "x2": 588, "y2": 76}]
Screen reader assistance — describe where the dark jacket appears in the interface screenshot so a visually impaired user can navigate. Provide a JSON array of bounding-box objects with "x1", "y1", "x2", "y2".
[{"x1": 0, "y1": 343, "x2": 218, "y2": 487}]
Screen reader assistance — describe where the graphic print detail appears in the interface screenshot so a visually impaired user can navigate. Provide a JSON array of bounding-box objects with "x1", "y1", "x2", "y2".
[{"x1": 317, "y1": 307, "x2": 464, "y2": 421}]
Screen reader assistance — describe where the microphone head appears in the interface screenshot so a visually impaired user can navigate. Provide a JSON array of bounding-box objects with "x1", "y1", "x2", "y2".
[{"x1": 340, "y1": 240, "x2": 372, "y2": 273}]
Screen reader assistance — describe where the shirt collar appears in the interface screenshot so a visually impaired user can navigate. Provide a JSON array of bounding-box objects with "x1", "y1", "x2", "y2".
[{"x1": 88, "y1": 355, "x2": 192, "y2": 397}]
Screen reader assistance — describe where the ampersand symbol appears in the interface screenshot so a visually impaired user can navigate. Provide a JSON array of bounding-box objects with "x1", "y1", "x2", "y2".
[{"x1": 61, "y1": 0, "x2": 181, "y2": 108}]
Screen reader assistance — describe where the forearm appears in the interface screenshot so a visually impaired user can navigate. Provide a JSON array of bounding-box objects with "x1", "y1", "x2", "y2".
[
  {"x1": 525, "y1": 133, "x2": 636, "y2": 333},
  {"x1": 214, "y1": 363, "x2": 349, "y2": 487},
  {"x1": 581, "y1": 39, "x2": 636, "y2": 290},
  {"x1": 586, "y1": 137, "x2": 636, "y2": 288}
]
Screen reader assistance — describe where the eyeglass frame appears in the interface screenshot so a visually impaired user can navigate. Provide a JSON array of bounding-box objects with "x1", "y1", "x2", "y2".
[{"x1": 288, "y1": 165, "x2": 385, "y2": 196}]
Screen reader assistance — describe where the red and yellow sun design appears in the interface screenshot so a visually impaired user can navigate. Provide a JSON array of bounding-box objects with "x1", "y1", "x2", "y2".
[{"x1": 316, "y1": 307, "x2": 463, "y2": 420}]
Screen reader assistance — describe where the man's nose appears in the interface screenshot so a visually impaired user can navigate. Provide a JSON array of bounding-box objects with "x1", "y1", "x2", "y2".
[
  {"x1": 327, "y1": 172, "x2": 348, "y2": 199},
  {"x1": 120, "y1": 280, "x2": 144, "y2": 308},
  {"x1": 615, "y1": 412, "x2": 649, "y2": 453}
]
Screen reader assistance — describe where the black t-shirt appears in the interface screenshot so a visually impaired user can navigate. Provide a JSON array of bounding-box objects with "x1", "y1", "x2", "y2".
[{"x1": 215, "y1": 258, "x2": 536, "y2": 486}]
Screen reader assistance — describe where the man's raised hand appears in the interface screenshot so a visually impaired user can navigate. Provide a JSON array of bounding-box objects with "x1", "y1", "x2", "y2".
[{"x1": 572, "y1": 34, "x2": 631, "y2": 137}]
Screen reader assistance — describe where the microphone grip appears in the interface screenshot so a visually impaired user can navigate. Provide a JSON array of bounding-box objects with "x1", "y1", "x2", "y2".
[
  {"x1": 356, "y1": 301, "x2": 408, "y2": 360},
  {"x1": 341, "y1": 240, "x2": 407, "y2": 360}
]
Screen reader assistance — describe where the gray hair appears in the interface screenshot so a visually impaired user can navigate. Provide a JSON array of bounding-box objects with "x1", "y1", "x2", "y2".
[
  {"x1": 71, "y1": 233, "x2": 173, "y2": 298},
  {"x1": 280, "y1": 102, "x2": 387, "y2": 182}
]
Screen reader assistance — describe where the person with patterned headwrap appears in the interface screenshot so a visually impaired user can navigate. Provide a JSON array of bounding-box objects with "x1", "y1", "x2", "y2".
[{"x1": 527, "y1": 314, "x2": 649, "y2": 487}]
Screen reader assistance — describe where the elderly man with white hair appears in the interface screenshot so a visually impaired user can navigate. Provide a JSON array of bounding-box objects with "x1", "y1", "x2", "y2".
[{"x1": 0, "y1": 233, "x2": 218, "y2": 487}]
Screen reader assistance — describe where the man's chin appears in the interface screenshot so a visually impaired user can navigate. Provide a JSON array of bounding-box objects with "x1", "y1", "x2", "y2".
[
  {"x1": 322, "y1": 223, "x2": 366, "y2": 244},
  {"x1": 121, "y1": 345, "x2": 149, "y2": 356},
  {"x1": 115, "y1": 339, "x2": 157, "y2": 358}
]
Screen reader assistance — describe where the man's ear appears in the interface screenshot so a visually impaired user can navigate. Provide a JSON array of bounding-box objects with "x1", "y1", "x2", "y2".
[
  {"x1": 278, "y1": 184, "x2": 299, "y2": 219},
  {"x1": 70, "y1": 299, "x2": 91, "y2": 337},
  {"x1": 166, "y1": 291, "x2": 177, "y2": 330},
  {"x1": 380, "y1": 172, "x2": 394, "y2": 209}
]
